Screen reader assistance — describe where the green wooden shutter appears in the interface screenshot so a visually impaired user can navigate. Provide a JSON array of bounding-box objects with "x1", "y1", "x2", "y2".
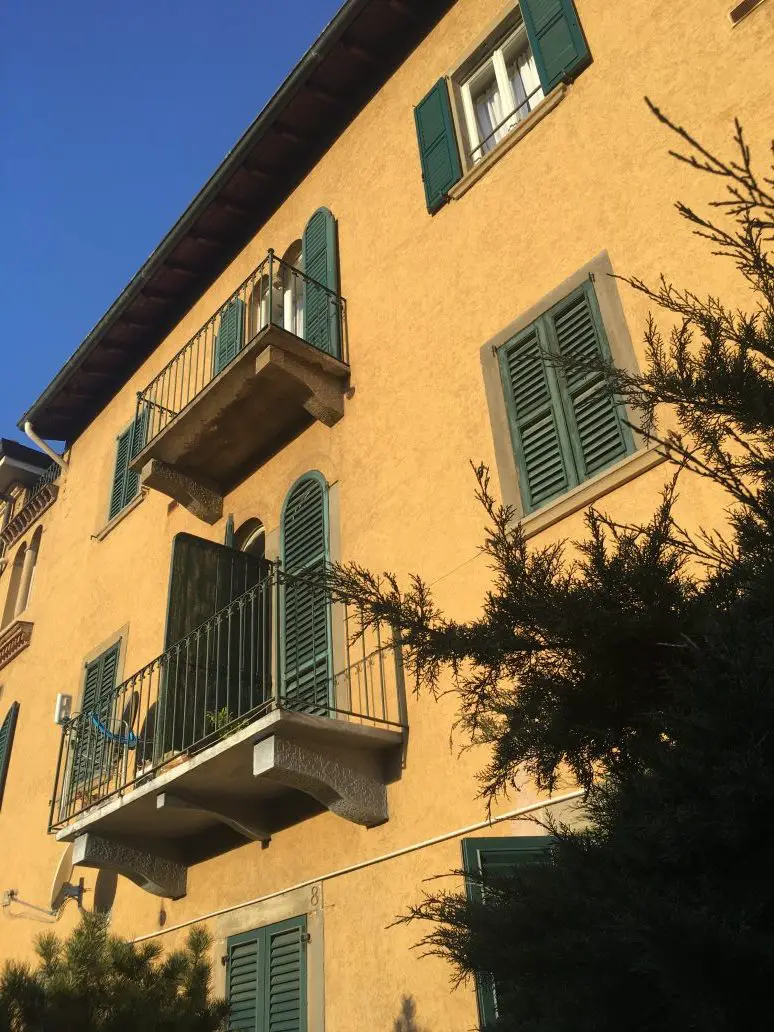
[
  {"x1": 281, "y1": 474, "x2": 330, "y2": 715},
  {"x1": 0, "y1": 702, "x2": 20, "y2": 810},
  {"x1": 71, "y1": 643, "x2": 121, "y2": 793},
  {"x1": 108, "y1": 425, "x2": 132, "y2": 521},
  {"x1": 109, "y1": 410, "x2": 147, "y2": 521},
  {"x1": 462, "y1": 836, "x2": 552, "y2": 1028},
  {"x1": 214, "y1": 298, "x2": 246, "y2": 375},
  {"x1": 302, "y1": 208, "x2": 340, "y2": 359},
  {"x1": 414, "y1": 78, "x2": 462, "y2": 214},
  {"x1": 161, "y1": 533, "x2": 269, "y2": 754},
  {"x1": 499, "y1": 322, "x2": 576, "y2": 512},
  {"x1": 227, "y1": 930, "x2": 260, "y2": 1031},
  {"x1": 265, "y1": 917, "x2": 307, "y2": 1032},
  {"x1": 520, "y1": 0, "x2": 591, "y2": 93},
  {"x1": 548, "y1": 284, "x2": 632, "y2": 479},
  {"x1": 226, "y1": 916, "x2": 307, "y2": 1032}
]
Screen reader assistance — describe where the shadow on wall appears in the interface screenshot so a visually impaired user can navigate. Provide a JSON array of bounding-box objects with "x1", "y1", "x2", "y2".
[{"x1": 393, "y1": 995, "x2": 429, "y2": 1032}]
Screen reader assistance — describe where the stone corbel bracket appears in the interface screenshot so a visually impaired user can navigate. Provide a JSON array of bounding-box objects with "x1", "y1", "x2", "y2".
[
  {"x1": 255, "y1": 345, "x2": 346, "y2": 427},
  {"x1": 0, "y1": 619, "x2": 33, "y2": 672},
  {"x1": 254, "y1": 735, "x2": 388, "y2": 827},
  {"x1": 72, "y1": 832, "x2": 187, "y2": 900},
  {"x1": 140, "y1": 459, "x2": 223, "y2": 524}
]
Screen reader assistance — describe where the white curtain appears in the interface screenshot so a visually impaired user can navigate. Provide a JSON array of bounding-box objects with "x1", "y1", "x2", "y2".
[
  {"x1": 511, "y1": 47, "x2": 543, "y2": 121},
  {"x1": 474, "y1": 78, "x2": 507, "y2": 154}
]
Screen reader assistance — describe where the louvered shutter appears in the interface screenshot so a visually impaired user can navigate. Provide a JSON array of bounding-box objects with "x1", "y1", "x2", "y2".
[
  {"x1": 214, "y1": 298, "x2": 246, "y2": 374},
  {"x1": 548, "y1": 284, "x2": 632, "y2": 480},
  {"x1": 302, "y1": 208, "x2": 340, "y2": 359},
  {"x1": 414, "y1": 79, "x2": 462, "y2": 214},
  {"x1": 462, "y1": 837, "x2": 552, "y2": 1027},
  {"x1": 499, "y1": 323, "x2": 576, "y2": 512},
  {"x1": 520, "y1": 0, "x2": 591, "y2": 93},
  {"x1": 70, "y1": 643, "x2": 120, "y2": 795},
  {"x1": 227, "y1": 931, "x2": 260, "y2": 1031},
  {"x1": 124, "y1": 408, "x2": 148, "y2": 506},
  {"x1": 281, "y1": 474, "x2": 330, "y2": 715},
  {"x1": 0, "y1": 702, "x2": 19, "y2": 810},
  {"x1": 108, "y1": 426, "x2": 133, "y2": 520},
  {"x1": 264, "y1": 917, "x2": 307, "y2": 1032}
]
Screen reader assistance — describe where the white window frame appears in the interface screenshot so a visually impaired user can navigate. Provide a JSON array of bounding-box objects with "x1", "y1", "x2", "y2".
[{"x1": 457, "y1": 14, "x2": 544, "y2": 165}]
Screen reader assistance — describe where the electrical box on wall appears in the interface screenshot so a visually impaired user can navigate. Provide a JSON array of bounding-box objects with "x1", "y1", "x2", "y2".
[{"x1": 53, "y1": 693, "x2": 72, "y2": 725}]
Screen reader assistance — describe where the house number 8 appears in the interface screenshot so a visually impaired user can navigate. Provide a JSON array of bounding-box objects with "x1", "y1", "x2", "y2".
[{"x1": 310, "y1": 885, "x2": 320, "y2": 907}]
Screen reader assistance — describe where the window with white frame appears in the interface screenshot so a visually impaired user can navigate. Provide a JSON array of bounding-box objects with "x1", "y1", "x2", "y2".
[{"x1": 459, "y1": 15, "x2": 544, "y2": 164}]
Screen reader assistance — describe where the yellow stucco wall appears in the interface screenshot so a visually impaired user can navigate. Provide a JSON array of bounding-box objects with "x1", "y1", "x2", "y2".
[{"x1": 1, "y1": 1, "x2": 772, "y2": 1027}]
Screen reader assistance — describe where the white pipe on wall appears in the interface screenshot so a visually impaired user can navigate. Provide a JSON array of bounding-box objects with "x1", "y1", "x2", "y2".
[{"x1": 22, "y1": 422, "x2": 68, "y2": 472}]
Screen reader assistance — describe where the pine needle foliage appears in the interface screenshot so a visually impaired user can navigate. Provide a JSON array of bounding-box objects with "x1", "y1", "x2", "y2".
[
  {"x1": 328, "y1": 105, "x2": 774, "y2": 1031},
  {"x1": 0, "y1": 912, "x2": 228, "y2": 1032}
]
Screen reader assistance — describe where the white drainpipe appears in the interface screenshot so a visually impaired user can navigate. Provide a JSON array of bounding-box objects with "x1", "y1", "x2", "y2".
[{"x1": 23, "y1": 421, "x2": 68, "y2": 472}]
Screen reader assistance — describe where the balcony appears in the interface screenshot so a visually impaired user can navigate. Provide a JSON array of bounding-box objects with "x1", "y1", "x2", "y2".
[
  {"x1": 0, "y1": 461, "x2": 60, "y2": 556},
  {"x1": 49, "y1": 566, "x2": 405, "y2": 899},
  {"x1": 130, "y1": 252, "x2": 349, "y2": 523}
]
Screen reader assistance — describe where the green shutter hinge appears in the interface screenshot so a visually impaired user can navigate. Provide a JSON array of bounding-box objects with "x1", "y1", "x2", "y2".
[
  {"x1": 589, "y1": 271, "x2": 596, "y2": 282},
  {"x1": 302, "y1": 932, "x2": 311, "y2": 944}
]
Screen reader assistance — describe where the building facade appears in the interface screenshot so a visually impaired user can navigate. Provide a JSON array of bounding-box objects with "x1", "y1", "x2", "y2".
[{"x1": 0, "y1": 1, "x2": 771, "y2": 1028}]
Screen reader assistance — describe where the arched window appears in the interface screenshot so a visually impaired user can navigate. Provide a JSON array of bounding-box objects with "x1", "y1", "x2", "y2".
[
  {"x1": 248, "y1": 270, "x2": 284, "y2": 339},
  {"x1": 280, "y1": 472, "x2": 330, "y2": 715},
  {"x1": 281, "y1": 240, "x2": 304, "y2": 340},
  {"x1": 3, "y1": 526, "x2": 43, "y2": 625},
  {"x1": 234, "y1": 518, "x2": 265, "y2": 561}
]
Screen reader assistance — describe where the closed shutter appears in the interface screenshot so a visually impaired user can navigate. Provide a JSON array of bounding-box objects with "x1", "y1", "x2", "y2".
[
  {"x1": 281, "y1": 474, "x2": 330, "y2": 715},
  {"x1": 71, "y1": 643, "x2": 121, "y2": 794},
  {"x1": 226, "y1": 916, "x2": 307, "y2": 1032},
  {"x1": 462, "y1": 837, "x2": 552, "y2": 1028},
  {"x1": 161, "y1": 533, "x2": 270, "y2": 754},
  {"x1": 227, "y1": 931, "x2": 260, "y2": 1031},
  {"x1": 214, "y1": 298, "x2": 246, "y2": 374},
  {"x1": 302, "y1": 208, "x2": 340, "y2": 359},
  {"x1": 264, "y1": 917, "x2": 307, "y2": 1032},
  {"x1": 108, "y1": 410, "x2": 147, "y2": 521},
  {"x1": 547, "y1": 284, "x2": 632, "y2": 479},
  {"x1": 108, "y1": 426, "x2": 132, "y2": 521},
  {"x1": 414, "y1": 79, "x2": 462, "y2": 214},
  {"x1": 0, "y1": 702, "x2": 20, "y2": 810},
  {"x1": 520, "y1": 0, "x2": 591, "y2": 93},
  {"x1": 499, "y1": 323, "x2": 575, "y2": 512}
]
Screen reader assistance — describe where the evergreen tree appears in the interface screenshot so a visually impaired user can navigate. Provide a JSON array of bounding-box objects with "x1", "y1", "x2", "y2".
[
  {"x1": 0, "y1": 912, "x2": 228, "y2": 1032},
  {"x1": 328, "y1": 105, "x2": 774, "y2": 1030}
]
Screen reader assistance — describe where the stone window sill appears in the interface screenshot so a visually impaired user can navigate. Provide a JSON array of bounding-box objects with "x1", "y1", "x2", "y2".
[
  {"x1": 0, "y1": 619, "x2": 34, "y2": 672},
  {"x1": 519, "y1": 446, "x2": 667, "y2": 541},
  {"x1": 93, "y1": 490, "x2": 146, "y2": 543},
  {"x1": 448, "y1": 85, "x2": 567, "y2": 203}
]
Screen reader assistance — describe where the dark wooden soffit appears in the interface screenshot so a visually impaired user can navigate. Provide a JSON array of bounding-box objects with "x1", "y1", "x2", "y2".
[{"x1": 22, "y1": 0, "x2": 454, "y2": 443}]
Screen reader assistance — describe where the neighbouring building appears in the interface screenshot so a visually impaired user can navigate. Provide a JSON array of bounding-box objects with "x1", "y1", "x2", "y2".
[{"x1": 0, "y1": 1, "x2": 771, "y2": 1028}]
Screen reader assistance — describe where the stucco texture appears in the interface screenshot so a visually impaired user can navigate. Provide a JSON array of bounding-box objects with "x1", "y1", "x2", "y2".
[{"x1": 1, "y1": 1, "x2": 772, "y2": 1028}]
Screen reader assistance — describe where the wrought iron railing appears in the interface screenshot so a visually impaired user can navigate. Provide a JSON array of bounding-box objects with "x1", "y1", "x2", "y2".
[
  {"x1": 48, "y1": 564, "x2": 404, "y2": 831},
  {"x1": 134, "y1": 251, "x2": 347, "y2": 449},
  {"x1": 0, "y1": 461, "x2": 62, "y2": 555}
]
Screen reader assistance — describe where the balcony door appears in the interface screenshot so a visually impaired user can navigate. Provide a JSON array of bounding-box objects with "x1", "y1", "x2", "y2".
[{"x1": 158, "y1": 532, "x2": 271, "y2": 756}]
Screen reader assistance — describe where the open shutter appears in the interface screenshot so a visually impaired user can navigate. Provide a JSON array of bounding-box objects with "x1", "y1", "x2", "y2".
[
  {"x1": 161, "y1": 533, "x2": 270, "y2": 753},
  {"x1": 499, "y1": 322, "x2": 576, "y2": 512},
  {"x1": 520, "y1": 0, "x2": 591, "y2": 93},
  {"x1": 302, "y1": 208, "x2": 340, "y2": 359},
  {"x1": 71, "y1": 643, "x2": 120, "y2": 795},
  {"x1": 264, "y1": 916, "x2": 307, "y2": 1032},
  {"x1": 124, "y1": 408, "x2": 148, "y2": 506},
  {"x1": 214, "y1": 298, "x2": 246, "y2": 374},
  {"x1": 548, "y1": 284, "x2": 632, "y2": 479},
  {"x1": 108, "y1": 426, "x2": 132, "y2": 520},
  {"x1": 0, "y1": 702, "x2": 19, "y2": 810},
  {"x1": 227, "y1": 930, "x2": 260, "y2": 1032},
  {"x1": 463, "y1": 837, "x2": 552, "y2": 1028},
  {"x1": 281, "y1": 474, "x2": 330, "y2": 715},
  {"x1": 414, "y1": 79, "x2": 462, "y2": 214}
]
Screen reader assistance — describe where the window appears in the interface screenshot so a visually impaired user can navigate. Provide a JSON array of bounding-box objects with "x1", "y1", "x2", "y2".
[
  {"x1": 462, "y1": 836, "x2": 553, "y2": 1029},
  {"x1": 414, "y1": 0, "x2": 591, "y2": 212},
  {"x1": 498, "y1": 280, "x2": 634, "y2": 513},
  {"x1": 459, "y1": 16, "x2": 544, "y2": 164},
  {"x1": 281, "y1": 240, "x2": 305, "y2": 340},
  {"x1": 226, "y1": 915, "x2": 307, "y2": 1031},
  {"x1": 0, "y1": 701, "x2": 19, "y2": 810},
  {"x1": 1, "y1": 526, "x2": 41, "y2": 626},
  {"x1": 108, "y1": 412, "x2": 147, "y2": 521},
  {"x1": 281, "y1": 472, "x2": 331, "y2": 715}
]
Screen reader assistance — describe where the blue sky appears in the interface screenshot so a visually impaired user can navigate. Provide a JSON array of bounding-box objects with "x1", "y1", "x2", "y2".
[{"x1": 0, "y1": 0, "x2": 342, "y2": 444}]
